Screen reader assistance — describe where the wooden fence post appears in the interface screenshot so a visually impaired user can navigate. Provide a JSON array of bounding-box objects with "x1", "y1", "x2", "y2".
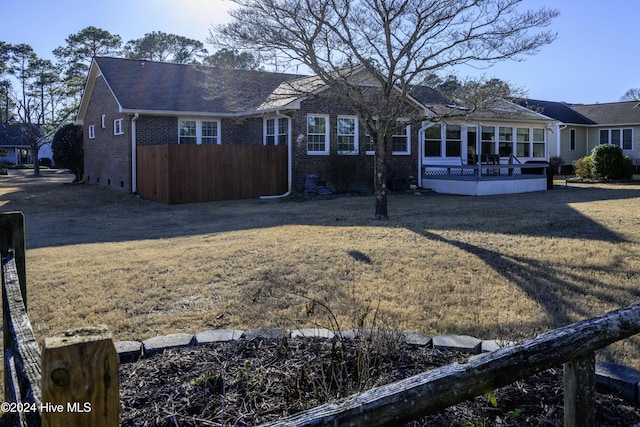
[
  {"x1": 0, "y1": 211, "x2": 26, "y2": 305},
  {"x1": 564, "y1": 353, "x2": 595, "y2": 427},
  {"x1": 41, "y1": 326, "x2": 119, "y2": 427}
]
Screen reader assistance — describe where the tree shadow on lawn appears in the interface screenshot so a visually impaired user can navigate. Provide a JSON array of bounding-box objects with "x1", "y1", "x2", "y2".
[{"x1": 2, "y1": 169, "x2": 638, "y2": 249}]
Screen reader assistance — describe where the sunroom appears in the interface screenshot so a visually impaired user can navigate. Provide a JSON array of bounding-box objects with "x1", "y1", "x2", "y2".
[{"x1": 419, "y1": 121, "x2": 555, "y2": 196}]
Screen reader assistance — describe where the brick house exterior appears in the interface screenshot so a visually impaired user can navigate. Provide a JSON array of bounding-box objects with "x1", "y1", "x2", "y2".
[{"x1": 76, "y1": 57, "x2": 557, "y2": 200}]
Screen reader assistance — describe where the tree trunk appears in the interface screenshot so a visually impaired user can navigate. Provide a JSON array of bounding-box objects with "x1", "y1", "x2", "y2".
[{"x1": 373, "y1": 134, "x2": 390, "y2": 220}]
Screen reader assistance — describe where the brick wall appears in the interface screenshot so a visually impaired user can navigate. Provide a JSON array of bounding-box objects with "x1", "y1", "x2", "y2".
[
  {"x1": 83, "y1": 76, "x2": 132, "y2": 192},
  {"x1": 290, "y1": 93, "x2": 420, "y2": 193}
]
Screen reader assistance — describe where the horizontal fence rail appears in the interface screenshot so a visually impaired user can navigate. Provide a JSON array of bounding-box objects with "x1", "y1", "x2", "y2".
[
  {"x1": 264, "y1": 302, "x2": 640, "y2": 427},
  {"x1": 136, "y1": 144, "x2": 288, "y2": 203},
  {"x1": 2, "y1": 251, "x2": 42, "y2": 427}
]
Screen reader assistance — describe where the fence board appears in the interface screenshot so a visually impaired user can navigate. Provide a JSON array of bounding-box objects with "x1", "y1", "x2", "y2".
[{"x1": 136, "y1": 144, "x2": 287, "y2": 203}]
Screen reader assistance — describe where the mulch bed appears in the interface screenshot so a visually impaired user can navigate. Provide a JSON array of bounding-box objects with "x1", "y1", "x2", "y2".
[{"x1": 119, "y1": 337, "x2": 640, "y2": 426}]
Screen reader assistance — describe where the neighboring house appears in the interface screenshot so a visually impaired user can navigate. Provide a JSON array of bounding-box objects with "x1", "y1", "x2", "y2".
[
  {"x1": 0, "y1": 123, "x2": 54, "y2": 167},
  {"x1": 76, "y1": 57, "x2": 557, "y2": 200},
  {"x1": 523, "y1": 99, "x2": 640, "y2": 168}
]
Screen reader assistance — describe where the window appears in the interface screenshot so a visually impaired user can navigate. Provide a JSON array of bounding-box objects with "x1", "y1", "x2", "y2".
[
  {"x1": 265, "y1": 117, "x2": 289, "y2": 145},
  {"x1": 179, "y1": 120, "x2": 197, "y2": 144},
  {"x1": 481, "y1": 126, "x2": 495, "y2": 155},
  {"x1": 101, "y1": 114, "x2": 106, "y2": 128},
  {"x1": 392, "y1": 124, "x2": 410, "y2": 154},
  {"x1": 599, "y1": 128, "x2": 632, "y2": 150},
  {"x1": 498, "y1": 127, "x2": 513, "y2": 156},
  {"x1": 179, "y1": 119, "x2": 220, "y2": 144},
  {"x1": 307, "y1": 115, "x2": 329, "y2": 154},
  {"x1": 445, "y1": 124, "x2": 461, "y2": 157},
  {"x1": 623, "y1": 129, "x2": 632, "y2": 150},
  {"x1": 424, "y1": 124, "x2": 441, "y2": 157},
  {"x1": 570, "y1": 129, "x2": 576, "y2": 151},
  {"x1": 516, "y1": 128, "x2": 530, "y2": 157},
  {"x1": 88, "y1": 125, "x2": 95, "y2": 139},
  {"x1": 201, "y1": 121, "x2": 217, "y2": 145},
  {"x1": 337, "y1": 116, "x2": 358, "y2": 154},
  {"x1": 114, "y1": 118, "x2": 124, "y2": 135},
  {"x1": 532, "y1": 128, "x2": 545, "y2": 157}
]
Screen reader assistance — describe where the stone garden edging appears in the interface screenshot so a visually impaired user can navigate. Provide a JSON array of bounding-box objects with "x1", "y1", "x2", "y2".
[{"x1": 115, "y1": 327, "x2": 640, "y2": 406}]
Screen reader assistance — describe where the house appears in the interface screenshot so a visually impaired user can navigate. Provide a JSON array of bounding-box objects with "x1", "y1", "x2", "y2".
[
  {"x1": 0, "y1": 123, "x2": 35, "y2": 165},
  {"x1": 75, "y1": 57, "x2": 558, "y2": 201},
  {"x1": 522, "y1": 99, "x2": 640, "y2": 170},
  {"x1": 0, "y1": 123, "x2": 54, "y2": 168}
]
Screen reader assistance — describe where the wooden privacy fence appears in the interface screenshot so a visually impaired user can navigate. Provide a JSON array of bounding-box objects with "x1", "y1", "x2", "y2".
[
  {"x1": 136, "y1": 144, "x2": 288, "y2": 203},
  {"x1": 1, "y1": 212, "x2": 119, "y2": 427}
]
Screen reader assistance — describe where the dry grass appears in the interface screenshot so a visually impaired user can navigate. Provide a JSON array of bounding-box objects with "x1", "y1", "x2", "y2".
[{"x1": 2, "y1": 169, "x2": 640, "y2": 371}]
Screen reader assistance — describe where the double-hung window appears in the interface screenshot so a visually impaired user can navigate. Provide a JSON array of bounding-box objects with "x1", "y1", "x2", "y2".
[
  {"x1": 114, "y1": 118, "x2": 124, "y2": 135},
  {"x1": 307, "y1": 115, "x2": 329, "y2": 154},
  {"x1": 265, "y1": 117, "x2": 289, "y2": 145},
  {"x1": 179, "y1": 119, "x2": 219, "y2": 144},
  {"x1": 337, "y1": 116, "x2": 358, "y2": 154},
  {"x1": 392, "y1": 124, "x2": 410, "y2": 154}
]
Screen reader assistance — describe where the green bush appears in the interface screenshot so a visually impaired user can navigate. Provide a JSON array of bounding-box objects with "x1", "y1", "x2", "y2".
[
  {"x1": 573, "y1": 156, "x2": 593, "y2": 178},
  {"x1": 590, "y1": 144, "x2": 627, "y2": 179}
]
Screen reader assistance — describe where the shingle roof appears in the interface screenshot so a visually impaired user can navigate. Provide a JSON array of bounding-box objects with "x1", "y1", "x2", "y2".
[
  {"x1": 0, "y1": 123, "x2": 40, "y2": 147},
  {"x1": 94, "y1": 57, "x2": 306, "y2": 114},
  {"x1": 570, "y1": 101, "x2": 640, "y2": 125},
  {"x1": 521, "y1": 99, "x2": 595, "y2": 125},
  {"x1": 522, "y1": 99, "x2": 640, "y2": 126}
]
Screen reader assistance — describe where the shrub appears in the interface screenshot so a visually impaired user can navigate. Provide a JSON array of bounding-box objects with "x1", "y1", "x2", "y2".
[
  {"x1": 590, "y1": 144, "x2": 627, "y2": 179},
  {"x1": 573, "y1": 156, "x2": 592, "y2": 178}
]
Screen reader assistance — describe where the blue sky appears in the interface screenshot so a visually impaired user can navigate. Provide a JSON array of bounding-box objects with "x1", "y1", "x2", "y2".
[{"x1": 1, "y1": 0, "x2": 638, "y2": 104}]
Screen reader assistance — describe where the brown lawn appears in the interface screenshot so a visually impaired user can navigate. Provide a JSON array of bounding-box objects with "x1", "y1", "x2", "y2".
[{"x1": 2, "y1": 169, "x2": 640, "y2": 372}]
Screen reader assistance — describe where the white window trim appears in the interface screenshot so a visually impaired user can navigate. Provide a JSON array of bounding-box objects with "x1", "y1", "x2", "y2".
[
  {"x1": 88, "y1": 125, "x2": 95, "y2": 139},
  {"x1": 337, "y1": 115, "x2": 359, "y2": 155},
  {"x1": 177, "y1": 118, "x2": 221, "y2": 145},
  {"x1": 392, "y1": 124, "x2": 411, "y2": 155},
  {"x1": 599, "y1": 128, "x2": 633, "y2": 150},
  {"x1": 307, "y1": 114, "x2": 330, "y2": 155},
  {"x1": 263, "y1": 117, "x2": 289, "y2": 146},
  {"x1": 114, "y1": 118, "x2": 124, "y2": 135}
]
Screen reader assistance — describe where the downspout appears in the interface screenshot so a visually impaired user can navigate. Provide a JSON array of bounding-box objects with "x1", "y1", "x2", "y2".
[
  {"x1": 417, "y1": 121, "x2": 428, "y2": 188},
  {"x1": 260, "y1": 110, "x2": 292, "y2": 199},
  {"x1": 131, "y1": 113, "x2": 139, "y2": 193}
]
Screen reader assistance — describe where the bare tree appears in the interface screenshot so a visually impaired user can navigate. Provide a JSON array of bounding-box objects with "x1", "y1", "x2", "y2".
[
  {"x1": 212, "y1": 0, "x2": 558, "y2": 219},
  {"x1": 621, "y1": 88, "x2": 640, "y2": 102}
]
